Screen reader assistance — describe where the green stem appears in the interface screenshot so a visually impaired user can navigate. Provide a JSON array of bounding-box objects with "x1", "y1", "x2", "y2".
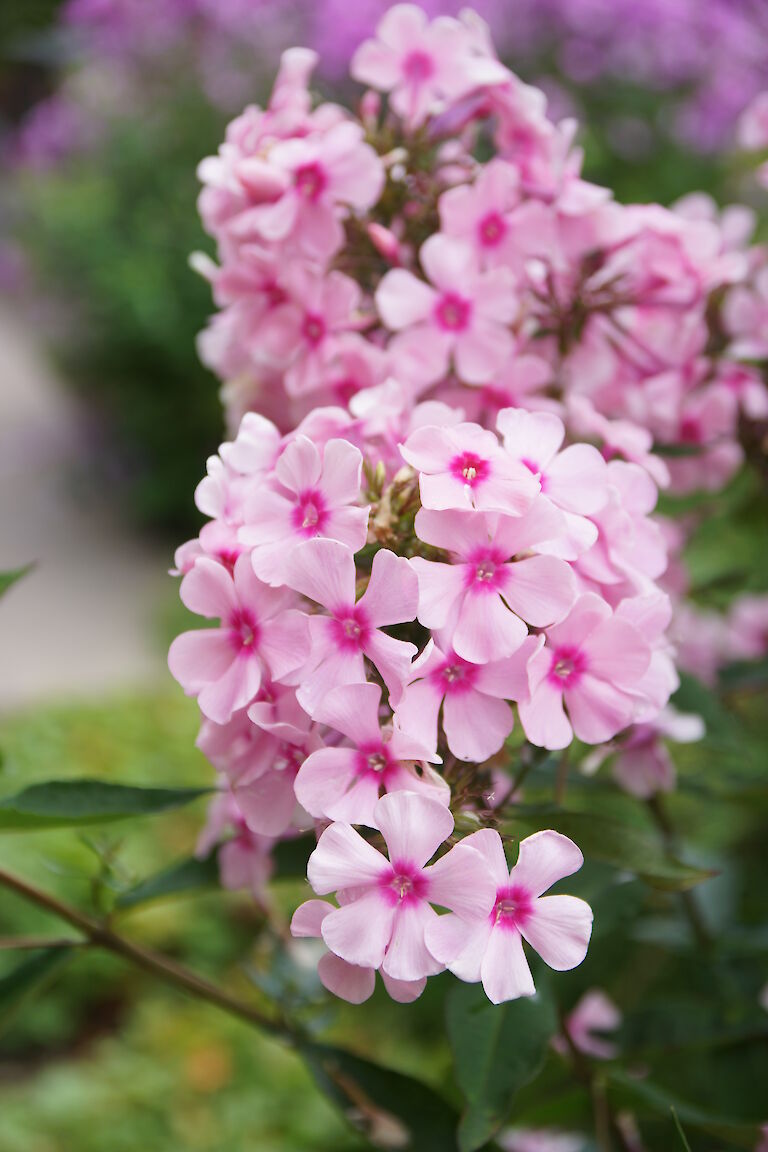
[
  {"x1": 646, "y1": 797, "x2": 714, "y2": 950},
  {"x1": 0, "y1": 866, "x2": 293, "y2": 1039}
]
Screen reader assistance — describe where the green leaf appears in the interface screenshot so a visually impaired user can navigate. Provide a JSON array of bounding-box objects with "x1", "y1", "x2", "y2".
[
  {"x1": 607, "y1": 1072, "x2": 761, "y2": 1148},
  {"x1": 0, "y1": 563, "x2": 34, "y2": 599},
  {"x1": 272, "y1": 834, "x2": 314, "y2": 880},
  {"x1": 446, "y1": 983, "x2": 557, "y2": 1152},
  {"x1": 301, "y1": 1041, "x2": 460, "y2": 1152},
  {"x1": 671, "y1": 1107, "x2": 693, "y2": 1152},
  {"x1": 0, "y1": 948, "x2": 74, "y2": 1038},
  {"x1": 719, "y1": 655, "x2": 768, "y2": 694},
  {"x1": 501, "y1": 806, "x2": 713, "y2": 891},
  {"x1": 0, "y1": 780, "x2": 210, "y2": 830},
  {"x1": 116, "y1": 853, "x2": 219, "y2": 909}
]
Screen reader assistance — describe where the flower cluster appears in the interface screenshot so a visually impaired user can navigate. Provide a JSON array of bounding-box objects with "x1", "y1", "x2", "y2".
[{"x1": 171, "y1": 6, "x2": 768, "y2": 1006}]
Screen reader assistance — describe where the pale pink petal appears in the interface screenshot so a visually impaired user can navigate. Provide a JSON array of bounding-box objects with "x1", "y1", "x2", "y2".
[
  {"x1": 545, "y1": 444, "x2": 607, "y2": 515},
  {"x1": 291, "y1": 898, "x2": 331, "y2": 938},
  {"x1": 426, "y1": 841, "x2": 497, "y2": 918},
  {"x1": 199, "y1": 651, "x2": 262, "y2": 724},
  {"x1": 497, "y1": 409, "x2": 564, "y2": 469},
  {"x1": 363, "y1": 630, "x2": 417, "y2": 705},
  {"x1": 481, "y1": 927, "x2": 536, "y2": 1003},
  {"x1": 358, "y1": 549, "x2": 419, "y2": 627},
  {"x1": 294, "y1": 747, "x2": 359, "y2": 820},
  {"x1": 509, "y1": 830, "x2": 584, "y2": 897},
  {"x1": 456, "y1": 827, "x2": 511, "y2": 887},
  {"x1": 501, "y1": 556, "x2": 576, "y2": 627},
  {"x1": 168, "y1": 629, "x2": 235, "y2": 693},
  {"x1": 318, "y1": 952, "x2": 376, "y2": 1003},
  {"x1": 454, "y1": 322, "x2": 513, "y2": 384},
  {"x1": 473, "y1": 636, "x2": 542, "y2": 701},
  {"x1": 284, "y1": 537, "x2": 356, "y2": 610},
  {"x1": 420, "y1": 234, "x2": 477, "y2": 291},
  {"x1": 324, "y1": 505, "x2": 370, "y2": 552},
  {"x1": 260, "y1": 609, "x2": 310, "y2": 681},
  {"x1": 307, "y1": 821, "x2": 389, "y2": 893},
  {"x1": 585, "y1": 620, "x2": 650, "y2": 685},
  {"x1": 350, "y1": 40, "x2": 400, "y2": 90},
  {"x1": 545, "y1": 594, "x2": 611, "y2": 651},
  {"x1": 241, "y1": 490, "x2": 293, "y2": 547},
  {"x1": 297, "y1": 643, "x2": 367, "y2": 715},
  {"x1": 413, "y1": 507, "x2": 492, "y2": 556},
  {"x1": 410, "y1": 557, "x2": 466, "y2": 630},
  {"x1": 376, "y1": 269, "x2": 436, "y2": 329},
  {"x1": 325, "y1": 773, "x2": 382, "y2": 827},
  {"x1": 380, "y1": 972, "x2": 427, "y2": 1003},
  {"x1": 318, "y1": 438, "x2": 364, "y2": 503},
  {"x1": 392, "y1": 679, "x2": 442, "y2": 758},
  {"x1": 443, "y1": 688, "x2": 514, "y2": 761},
  {"x1": 275, "y1": 435, "x2": 321, "y2": 493},
  {"x1": 374, "y1": 790, "x2": 454, "y2": 868},
  {"x1": 321, "y1": 890, "x2": 395, "y2": 969},
  {"x1": 382, "y1": 901, "x2": 443, "y2": 981},
  {"x1": 518, "y1": 675, "x2": 572, "y2": 751},
  {"x1": 425, "y1": 914, "x2": 491, "y2": 982},
  {"x1": 312, "y1": 680, "x2": 381, "y2": 745},
  {"x1": 234, "y1": 766, "x2": 296, "y2": 836},
  {"x1": 399, "y1": 425, "x2": 456, "y2": 473},
  {"x1": 566, "y1": 676, "x2": 635, "y2": 745},
  {"x1": 521, "y1": 895, "x2": 593, "y2": 971},
  {"x1": 453, "y1": 590, "x2": 528, "y2": 664},
  {"x1": 180, "y1": 557, "x2": 237, "y2": 619}
]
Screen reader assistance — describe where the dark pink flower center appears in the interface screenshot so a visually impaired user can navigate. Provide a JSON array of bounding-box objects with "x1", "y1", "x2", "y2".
[
  {"x1": 294, "y1": 162, "x2": 327, "y2": 201},
  {"x1": 491, "y1": 884, "x2": 533, "y2": 930},
  {"x1": 291, "y1": 489, "x2": 328, "y2": 537},
  {"x1": 465, "y1": 547, "x2": 506, "y2": 592},
  {"x1": 302, "y1": 312, "x2": 327, "y2": 346},
  {"x1": 432, "y1": 656, "x2": 478, "y2": 696},
  {"x1": 478, "y1": 211, "x2": 507, "y2": 247},
  {"x1": 548, "y1": 644, "x2": 586, "y2": 686},
  {"x1": 435, "y1": 292, "x2": 472, "y2": 332},
  {"x1": 331, "y1": 605, "x2": 371, "y2": 652},
  {"x1": 230, "y1": 608, "x2": 260, "y2": 652},
  {"x1": 380, "y1": 859, "x2": 429, "y2": 906},
  {"x1": 450, "y1": 451, "x2": 489, "y2": 487},
  {"x1": 402, "y1": 50, "x2": 434, "y2": 83},
  {"x1": 266, "y1": 281, "x2": 287, "y2": 308},
  {"x1": 356, "y1": 742, "x2": 393, "y2": 782}
]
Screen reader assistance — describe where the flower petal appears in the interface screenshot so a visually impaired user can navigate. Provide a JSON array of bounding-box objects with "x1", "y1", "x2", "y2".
[{"x1": 520, "y1": 894, "x2": 593, "y2": 971}]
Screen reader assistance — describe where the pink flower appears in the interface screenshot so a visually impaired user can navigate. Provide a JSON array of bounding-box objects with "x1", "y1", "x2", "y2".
[
  {"x1": 394, "y1": 636, "x2": 539, "y2": 762},
  {"x1": 283, "y1": 539, "x2": 419, "y2": 713},
  {"x1": 351, "y1": 5, "x2": 506, "y2": 128},
  {"x1": 425, "y1": 828, "x2": 592, "y2": 1004},
  {"x1": 240, "y1": 435, "x2": 369, "y2": 584},
  {"x1": 738, "y1": 92, "x2": 768, "y2": 151},
  {"x1": 497, "y1": 408, "x2": 608, "y2": 557},
  {"x1": 608, "y1": 709, "x2": 703, "y2": 800},
  {"x1": 306, "y1": 791, "x2": 497, "y2": 982},
  {"x1": 168, "y1": 555, "x2": 310, "y2": 724},
  {"x1": 295, "y1": 681, "x2": 448, "y2": 827},
  {"x1": 400, "y1": 421, "x2": 539, "y2": 515},
  {"x1": 554, "y1": 989, "x2": 621, "y2": 1060},
  {"x1": 258, "y1": 265, "x2": 363, "y2": 395},
  {"x1": 196, "y1": 791, "x2": 274, "y2": 900},
  {"x1": 411, "y1": 501, "x2": 576, "y2": 664},
  {"x1": 234, "y1": 120, "x2": 384, "y2": 260},
  {"x1": 291, "y1": 898, "x2": 426, "y2": 1004},
  {"x1": 439, "y1": 159, "x2": 521, "y2": 268},
  {"x1": 500, "y1": 1129, "x2": 585, "y2": 1152},
  {"x1": 377, "y1": 235, "x2": 518, "y2": 385},
  {"x1": 518, "y1": 594, "x2": 652, "y2": 750}
]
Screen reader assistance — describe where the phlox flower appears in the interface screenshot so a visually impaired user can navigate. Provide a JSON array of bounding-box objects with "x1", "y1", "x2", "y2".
[
  {"x1": 240, "y1": 434, "x2": 369, "y2": 584},
  {"x1": 196, "y1": 792, "x2": 274, "y2": 900},
  {"x1": 411, "y1": 501, "x2": 576, "y2": 664},
  {"x1": 376, "y1": 234, "x2": 518, "y2": 385},
  {"x1": 394, "y1": 636, "x2": 539, "y2": 762},
  {"x1": 168, "y1": 554, "x2": 310, "y2": 724},
  {"x1": 291, "y1": 898, "x2": 426, "y2": 1005},
  {"x1": 257, "y1": 265, "x2": 362, "y2": 395},
  {"x1": 351, "y1": 4, "x2": 506, "y2": 128},
  {"x1": 295, "y1": 681, "x2": 447, "y2": 827},
  {"x1": 233, "y1": 120, "x2": 384, "y2": 261},
  {"x1": 305, "y1": 791, "x2": 497, "y2": 982},
  {"x1": 439, "y1": 159, "x2": 521, "y2": 268},
  {"x1": 518, "y1": 594, "x2": 652, "y2": 750},
  {"x1": 282, "y1": 539, "x2": 419, "y2": 713},
  {"x1": 496, "y1": 408, "x2": 607, "y2": 557},
  {"x1": 400, "y1": 421, "x2": 539, "y2": 515},
  {"x1": 553, "y1": 989, "x2": 621, "y2": 1060},
  {"x1": 425, "y1": 828, "x2": 592, "y2": 1004},
  {"x1": 602, "y1": 709, "x2": 703, "y2": 800},
  {"x1": 499, "y1": 1129, "x2": 585, "y2": 1152}
]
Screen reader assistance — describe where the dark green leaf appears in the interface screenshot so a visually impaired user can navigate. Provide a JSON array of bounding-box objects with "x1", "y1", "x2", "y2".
[
  {"x1": 607, "y1": 1072, "x2": 761, "y2": 1148},
  {"x1": 719, "y1": 656, "x2": 768, "y2": 694},
  {"x1": 0, "y1": 563, "x2": 34, "y2": 599},
  {"x1": 116, "y1": 853, "x2": 220, "y2": 909},
  {"x1": 301, "y1": 1041, "x2": 460, "y2": 1152},
  {"x1": 501, "y1": 806, "x2": 713, "y2": 891},
  {"x1": 446, "y1": 983, "x2": 557, "y2": 1152},
  {"x1": 0, "y1": 780, "x2": 210, "y2": 830},
  {"x1": 0, "y1": 948, "x2": 73, "y2": 1037}
]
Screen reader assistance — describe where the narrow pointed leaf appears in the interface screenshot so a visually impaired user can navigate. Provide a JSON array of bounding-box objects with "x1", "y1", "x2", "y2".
[
  {"x1": 117, "y1": 853, "x2": 220, "y2": 909},
  {"x1": 0, "y1": 563, "x2": 34, "y2": 599},
  {"x1": 0, "y1": 780, "x2": 210, "y2": 830}
]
